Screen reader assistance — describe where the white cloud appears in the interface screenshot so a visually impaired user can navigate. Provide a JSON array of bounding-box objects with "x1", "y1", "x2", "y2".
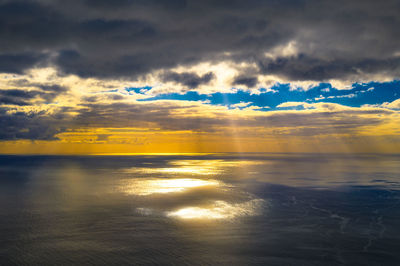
[{"x1": 230, "y1": 102, "x2": 252, "y2": 108}]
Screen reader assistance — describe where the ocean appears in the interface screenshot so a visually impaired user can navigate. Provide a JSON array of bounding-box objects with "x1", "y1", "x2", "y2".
[{"x1": 1, "y1": 153, "x2": 400, "y2": 265}]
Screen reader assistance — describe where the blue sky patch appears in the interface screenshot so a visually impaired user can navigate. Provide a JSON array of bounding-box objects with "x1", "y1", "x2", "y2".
[
  {"x1": 132, "y1": 80, "x2": 400, "y2": 110},
  {"x1": 126, "y1": 86, "x2": 152, "y2": 94}
]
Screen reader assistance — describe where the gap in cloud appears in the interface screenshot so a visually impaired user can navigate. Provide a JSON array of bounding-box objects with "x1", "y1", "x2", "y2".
[
  {"x1": 131, "y1": 80, "x2": 400, "y2": 110},
  {"x1": 126, "y1": 86, "x2": 153, "y2": 94}
]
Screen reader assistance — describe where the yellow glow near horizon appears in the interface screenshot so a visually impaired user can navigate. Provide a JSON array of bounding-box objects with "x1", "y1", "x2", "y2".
[
  {"x1": 120, "y1": 178, "x2": 221, "y2": 195},
  {"x1": 3, "y1": 132, "x2": 400, "y2": 154},
  {"x1": 91, "y1": 153, "x2": 216, "y2": 156}
]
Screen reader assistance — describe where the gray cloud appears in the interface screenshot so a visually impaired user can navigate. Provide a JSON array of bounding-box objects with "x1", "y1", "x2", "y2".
[
  {"x1": 72, "y1": 102, "x2": 393, "y2": 135},
  {"x1": 258, "y1": 55, "x2": 400, "y2": 81},
  {"x1": 0, "y1": 98, "x2": 393, "y2": 140},
  {"x1": 233, "y1": 76, "x2": 258, "y2": 88},
  {"x1": 0, "y1": 53, "x2": 46, "y2": 74},
  {"x1": 162, "y1": 71, "x2": 215, "y2": 88},
  {"x1": 0, "y1": 97, "x2": 29, "y2": 106},
  {"x1": 0, "y1": 107, "x2": 70, "y2": 140},
  {"x1": 0, "y1": 89, "x2": 42, "y2": 106},
  {"x1": 0, "y1": 0, "x2": 399, "y2": 82},
  {"x1": 0, "y1": 81, "x2": 68, "y2": 105}
]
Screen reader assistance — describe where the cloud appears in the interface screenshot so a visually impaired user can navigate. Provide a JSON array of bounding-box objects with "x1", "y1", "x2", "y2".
[
  {"x1": 0, "y1": 89, "x2": 397, "y2": 154},
  {"x1": 230, "y1": 102, "x2": 252, "y2": 109},
  {"x1": 371, "y1": 99, "x2": 400, "y2": 110},
  {"x1": 0, "y1": 89, "x2": 45, "y2": 106},
  {"x1": 0, "y1": 53, "x2": 46, "y2": 74},
  {"x1": 258, "y1": 55, "x2": 400, "y2": 81},
  {"x1": 276, "y1": 102, "x2": 307, "y2": 108},
  {"x1": 386, "y1": 99, "x2": 400, "y2": 109},
  {"x1": 0, "y1": 81, "x2": 69, "y2": 106},
  {"x1": 0, "y1": 107, "x2": 70, "y2": 140},
  {"x1": 1, "y1": 0, "x2": 400, "y2": 153},
  {"x1": 233, "y1": 76, "x2": 258, "y2": 88},
  {"x1": 0, "y1": 0, "x2": 399, "y2": 84},
  {"x1": 161, "y1": 71, "x2": 215, "y2": 89},
  {"x1": 53, "y1": 101, "x2": 395, "y2": 136}
]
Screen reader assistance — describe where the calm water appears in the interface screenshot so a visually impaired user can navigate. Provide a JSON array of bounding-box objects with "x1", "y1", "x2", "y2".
[{"x1": 1, "y1": 153, "x2": 400, "y2": 265}]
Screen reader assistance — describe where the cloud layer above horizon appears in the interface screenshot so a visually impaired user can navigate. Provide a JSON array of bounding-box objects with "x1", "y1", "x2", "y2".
[{"x1": 0, "y1": 0, "x2": 399, "y2": 153}]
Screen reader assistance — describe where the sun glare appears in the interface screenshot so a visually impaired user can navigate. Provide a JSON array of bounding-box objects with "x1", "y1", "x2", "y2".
[
  {"x1": 166, "y1": 199, "x2": 265, "y2": 220},
  {"x1": 120, "y1": 178, "x2": 221, "y2": 195},
  {"x1": 123, "y1": 159, "x2": 263, "y2": 176}
]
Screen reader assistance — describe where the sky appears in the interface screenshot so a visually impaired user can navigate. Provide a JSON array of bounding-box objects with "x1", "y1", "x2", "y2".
[{"x1": 0, "y1": 0, "x2": 400, "y2": 154}]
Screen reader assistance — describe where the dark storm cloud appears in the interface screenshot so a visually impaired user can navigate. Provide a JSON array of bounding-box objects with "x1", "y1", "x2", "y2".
[
  {"x1": 0, "y1": 97, "x2": 29, "y2": 106},
  {"x1": 162, "y1": 71, "x2": 215, "y2": 88},
  {"x1": 258, "y1": 55, "x2": 400, "y2": 81},
  {"x1": 0, "y1": 82, "x2": 68, "y2": 105},
  {"x1": 0, "y1": 1, "x2": 67, "y2": 51},
  {"x1": 233, "y1": 76, "x2": 258, "y2": 88},
  {"x1": 0, "y1": 107, "x2": 69, "y2": 140},
  {"x1": 83, "y1": 0, "x2": 188, "y2": 10},
  {"x1": 1, "y1": 0, "x2": 399, "y2": 81},
  {"x1": 0, "y1": 89, "x2": 39, "y2": 99},
  {"x1": 10, "y1": 79, "x2": 68, "y2": 94},
  {"x1": 36, "y1": 84, "x2": 68, "y2": 93},
  {"x1": 0, "y1": 89, "x2": 41, "y2": 106},
  {"x1": 0, "y1": 53, "x2": 46, "y2": 74}
]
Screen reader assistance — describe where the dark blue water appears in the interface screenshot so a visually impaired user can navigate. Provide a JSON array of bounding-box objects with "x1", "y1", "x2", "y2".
[{"x1": 1, "y1": 154, "x2": 400, "y2": 265}]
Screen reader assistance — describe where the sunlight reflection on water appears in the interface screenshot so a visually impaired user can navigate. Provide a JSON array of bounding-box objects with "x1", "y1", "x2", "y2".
[
  {"x1": 119, "y1": 159, "x2": 267, "y2": 220},
  {"x1": 123, "y1": 159, "x2": 264, "y2": 176},
  {"x1": 166, "y1": 199, "x2": 265, "y2": 220},
  {"x1": 120, "y1": 178, "x2": 222, "y2": 195}
]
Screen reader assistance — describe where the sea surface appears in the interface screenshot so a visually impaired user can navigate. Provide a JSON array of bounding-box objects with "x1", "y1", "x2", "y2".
[{"x1": 1, "y1": 153, "x2": 400, "y2": 265}]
